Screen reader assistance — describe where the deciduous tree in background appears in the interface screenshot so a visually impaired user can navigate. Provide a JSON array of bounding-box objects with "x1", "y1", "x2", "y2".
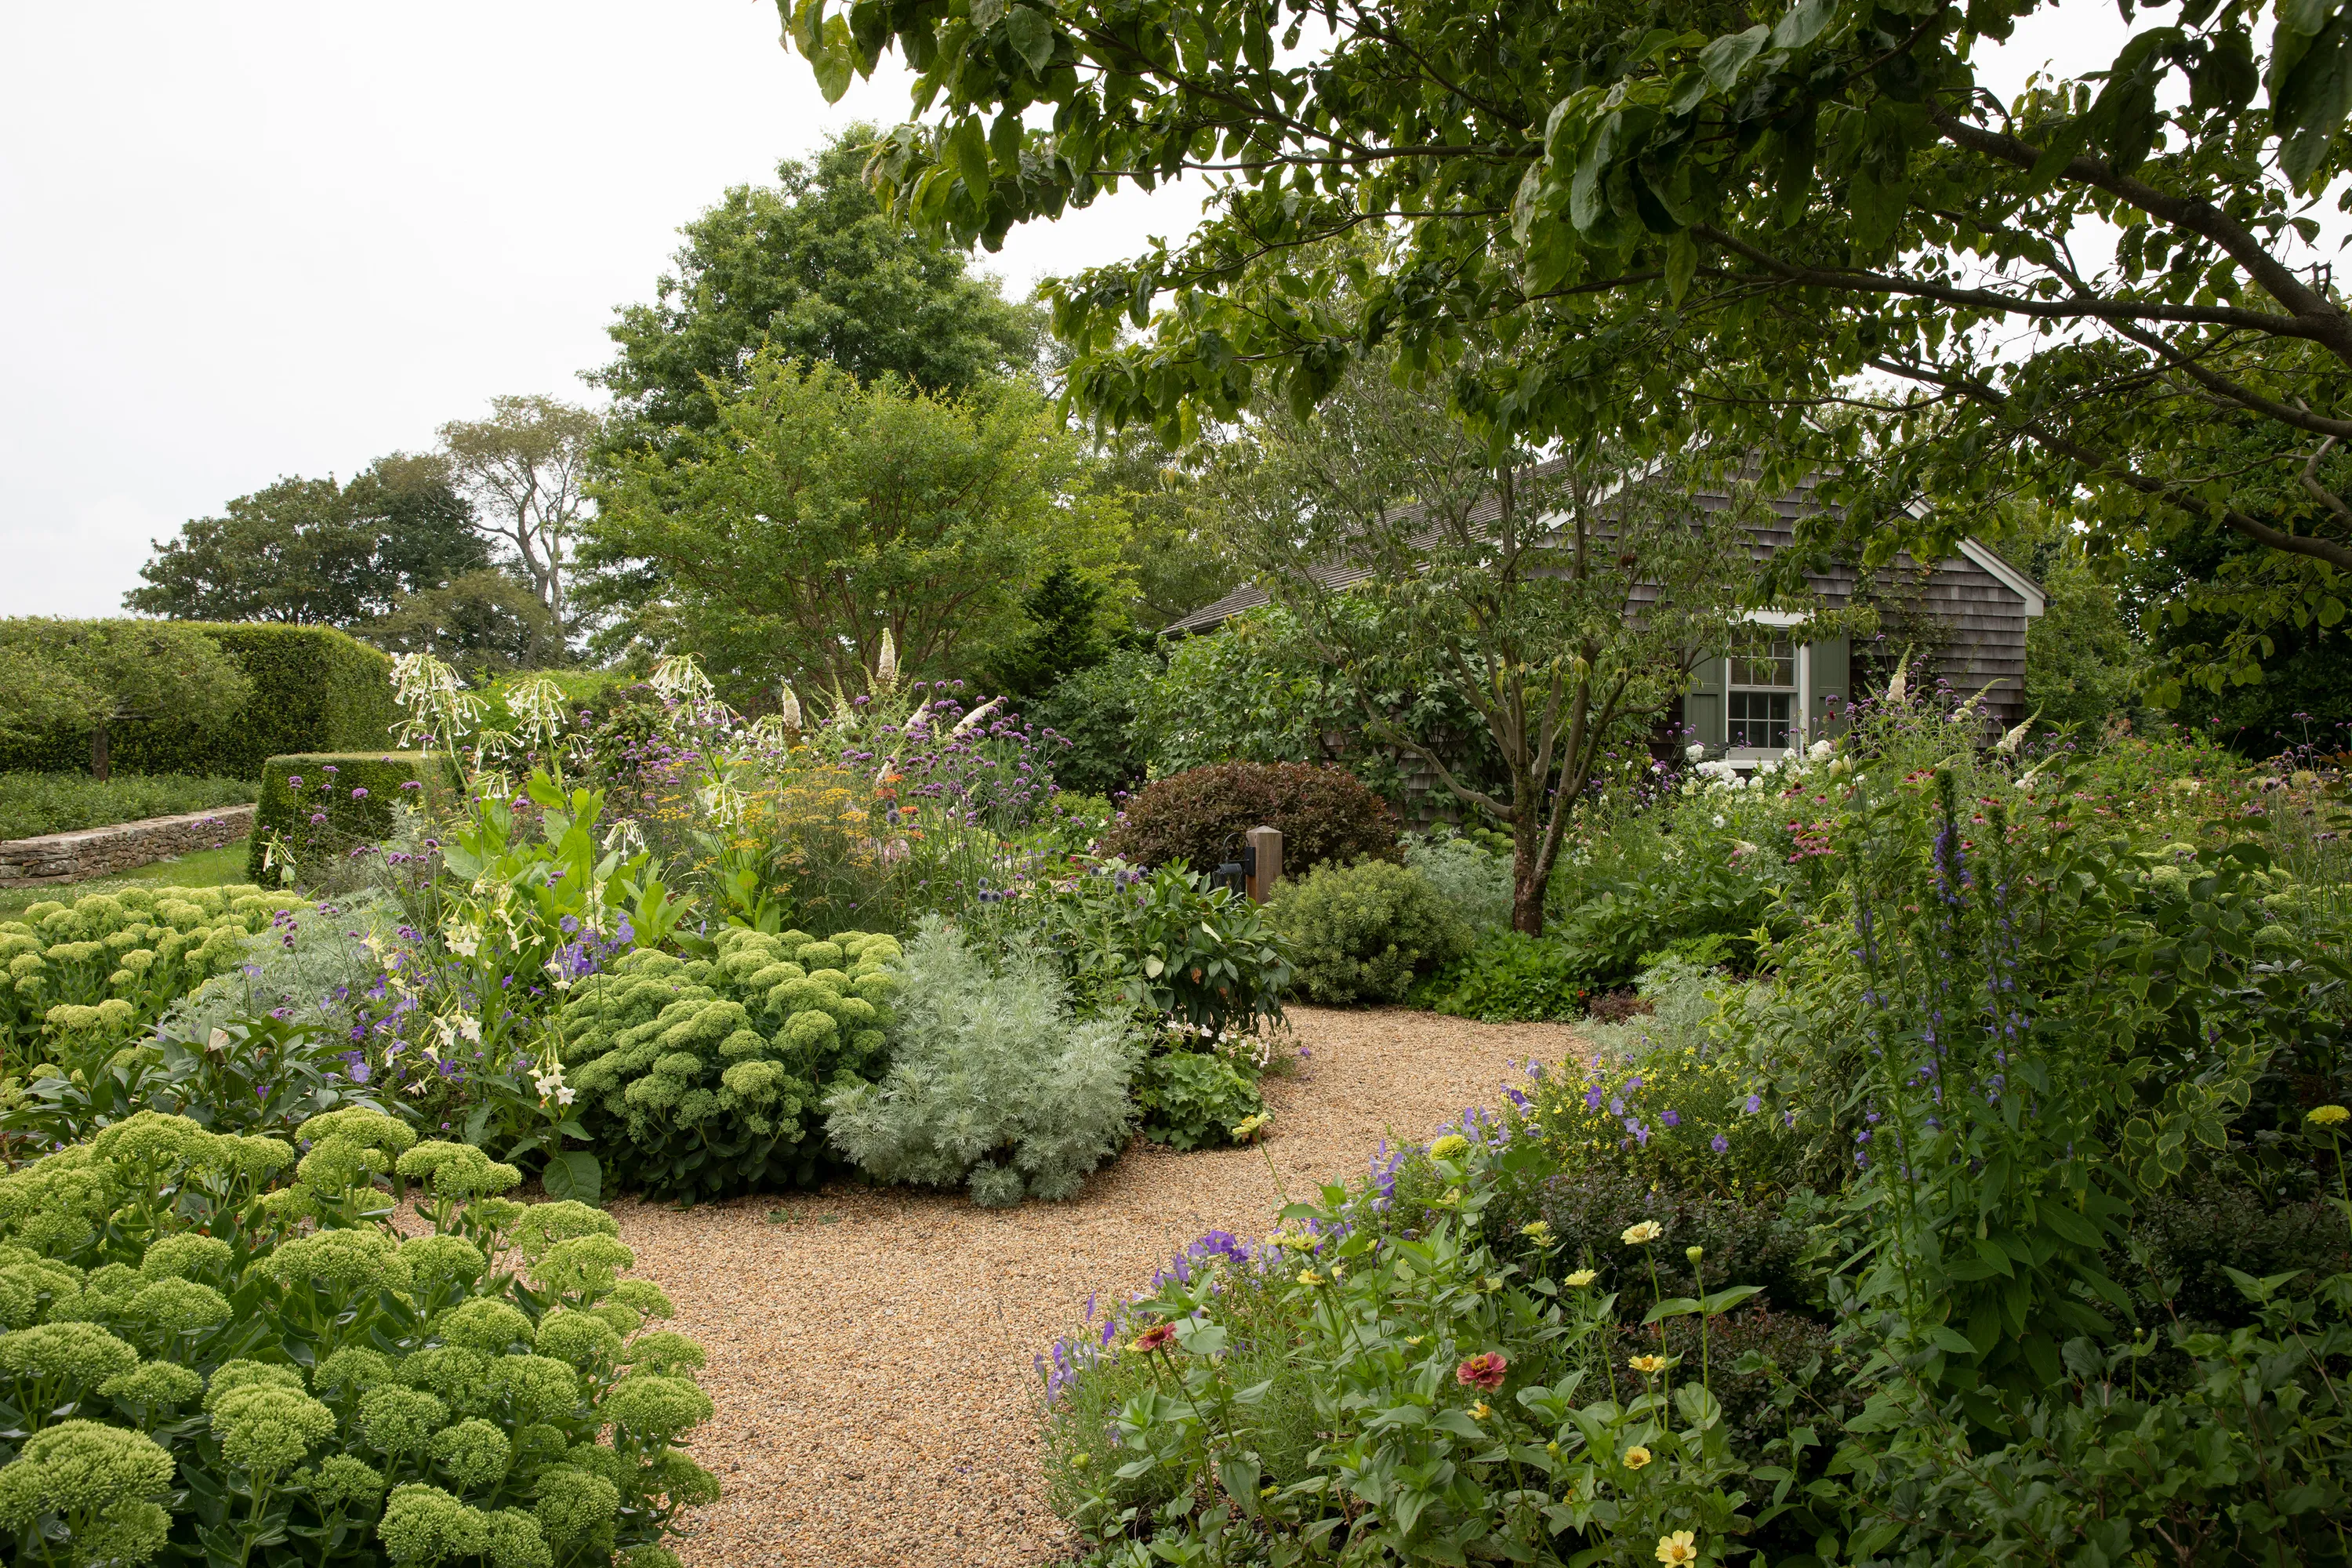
[
  {"x1": 125, "y1": 456, "x2": 486, "y2": 626},
  {"x1": 439, "y1": 395, "x2": 601, "y2": 631},
  {"x1": 582, "y1": 350, "x2": 1123, "y2": 698},
  {"x1": 593, "y1": 124, "x2": 1039, "y2": 445}
]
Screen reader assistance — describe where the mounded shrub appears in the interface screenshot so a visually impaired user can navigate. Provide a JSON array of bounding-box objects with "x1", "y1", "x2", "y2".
[
  {"x1": 0, "y1": 1108, "x2": 711, "y2": 1568},
  {"x1": 0, "y1": 622, "x2": 400, "y2": 782},
  {"x1": 1101, "y1": 761, "x2": 1399, "y2": 874},
  {"x1": 1266, "y1": 859, "x2": 1471, "y2": 1004},
  {"x1": 557, "y1": 927, "x2": 900, "y2": 1203},
  {"x1": 246, "y1": 753, "x2": 453, "y2": 886},
  {"x1": 0, "y1": 884, "x2": 298, "y2": 1071},
  {"x1": 824, "y1": 917, "x2": 1142, "y2": 1206}
]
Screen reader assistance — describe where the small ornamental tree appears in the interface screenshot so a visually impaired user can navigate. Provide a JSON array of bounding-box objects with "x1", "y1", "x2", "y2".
[{"x1": 0, "y1": 621, "x2": 253, "y2": 782}]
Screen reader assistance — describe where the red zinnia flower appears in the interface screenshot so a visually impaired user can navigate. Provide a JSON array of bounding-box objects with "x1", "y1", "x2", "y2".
[
  {"x1": 1133, "y1": 1322, "x2": 1178, "y2": 1354},
  {"x1": 1457, "y1": 1352, "x2": 1508, "y2": 1391}
]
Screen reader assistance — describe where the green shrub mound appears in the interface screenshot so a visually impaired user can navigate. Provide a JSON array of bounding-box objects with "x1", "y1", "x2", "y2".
[
  {"x1": 825, "y1": 917, "x2": 1142, "y2": 1207},
  {"x1": 247, "y1": 753, "x2": 452, "y2": 885},
  {"x1": 0, "y1": 884, "x2": 298, "y2": 1070},
  {"x1": 0, "y1": 772, "x2": 258, "y2": 843},
  {"x1": 0, "y1": 1108, "x2": 712, "y2": 1568},
  {"x1": 560, "y1": 927, "x2": 900, "y2": 1203},
  {"x1": 1102, "y1": 760, "x2": 1399, "y2": 875},
  {"x1": 1407, "y1": 930, "x2": 1596, "y2": 1021},
  {"x1": 0, "y1": 622, "x2": 399, "y2": 782},
  {"x1": 1266, "y1": 858, "x2": 1471, "y2": 1004}
]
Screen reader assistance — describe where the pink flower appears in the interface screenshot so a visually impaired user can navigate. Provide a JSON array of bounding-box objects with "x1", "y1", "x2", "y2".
[
  {"x1": 352, "y1": 787, "x2": 368, "y2": 799},
  {"x1": 1132, "y1": 1322, "x2": 1178, "y2": 1353},
  {"x1": 1457, "y1": 1352, "x2": 1508, "y2": 1391}
]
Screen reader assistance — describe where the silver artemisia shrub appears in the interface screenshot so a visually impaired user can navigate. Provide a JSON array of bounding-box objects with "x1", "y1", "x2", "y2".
[
  {"x1": 557, "y1": 927, "x2": 899, "y2": 1203},
  {"x1": 0, "y1": 1107, "x2": 712, "y2": 1568},
  {"x1": 825, "y1": 916, "x2": 1143, "y2": 1207}
]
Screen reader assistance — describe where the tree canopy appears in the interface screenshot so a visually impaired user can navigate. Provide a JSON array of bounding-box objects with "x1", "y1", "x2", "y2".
[
  {"x1": 0, "y1": 620, "x2": 252, "y2": 779},
  {"x1": 593, "y1": 125, "x2": 1040, "y2": 441},
  {"x1": 125, "y1": 456, "x2": 486, "y2": 626},
  {"x1": 779, "y1": 0, "x2": 2352, "y2": 692},
  {"x1": 581, "y1": 351, "x2": 1123, "y2": 699},
  {"x1": 439, "y1": 394, "x2": 601, "y2": 629}
]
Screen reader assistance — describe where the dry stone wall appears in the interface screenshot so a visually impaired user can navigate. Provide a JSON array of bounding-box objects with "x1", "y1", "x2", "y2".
[{"x1": 0, "y1": 804, "x2": 256, "y2": 885}]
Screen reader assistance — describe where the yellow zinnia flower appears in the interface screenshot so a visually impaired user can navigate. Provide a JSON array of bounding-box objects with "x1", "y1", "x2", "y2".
[
  {"x1": 1628, "y1": 1354, "x2": 1670, "y2": 1374},
  {"x1": 1564, "y1": 1269, "x2": 1599, "y2": 1287},
  {"x1": 1622, "y1": 1445, "x2": 1652, "y2": 1470},
  {"x1": 1296, "y1": 1269, "x2": 1325, "y2": 1287},
  {"x1": 1656, "y1": 1530, "x2": 1698, "y2": 1565},
  {"x1": 1621, "y1": 1221, "x2": 1664, "y2": 1245},
  {"x1": 2310, "y1": 1105, "x2": 2350, "y2": 1126}
]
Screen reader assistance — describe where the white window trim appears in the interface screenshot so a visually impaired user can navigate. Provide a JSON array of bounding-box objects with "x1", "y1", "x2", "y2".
[{"x1": 1723, "y1": 632, "x2": 1806, "y2": 761}]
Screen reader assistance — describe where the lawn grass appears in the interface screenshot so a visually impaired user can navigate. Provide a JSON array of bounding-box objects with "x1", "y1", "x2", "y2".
[{"x1": 0, "y1": 838, "x2": 259, "y2": 920}]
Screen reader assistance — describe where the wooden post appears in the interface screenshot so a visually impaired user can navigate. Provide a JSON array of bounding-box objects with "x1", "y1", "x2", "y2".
[{"x1": 1245, "y1": 825, "x2": 1283, "y2": 902}]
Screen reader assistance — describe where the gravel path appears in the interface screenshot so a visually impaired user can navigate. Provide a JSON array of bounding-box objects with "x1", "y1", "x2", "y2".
[{"x1": 612, "y1": 1005, "x2": 1587, "y2": 1568}]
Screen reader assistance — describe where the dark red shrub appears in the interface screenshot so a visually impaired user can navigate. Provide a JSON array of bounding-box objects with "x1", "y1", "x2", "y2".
[{"x1": 1103, "y1": 761, "x2": 1401, "y2": 873}]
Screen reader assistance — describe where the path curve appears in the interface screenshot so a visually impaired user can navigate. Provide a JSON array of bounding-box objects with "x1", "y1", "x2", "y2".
[{"x1": 614, "y1": 1005, "x2": 1585, "y2": 1568}]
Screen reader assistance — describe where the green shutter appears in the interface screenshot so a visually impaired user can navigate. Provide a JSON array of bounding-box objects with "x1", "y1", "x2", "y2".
[
  {"x1": 1685, "y1": 653, "x2": 1726, "y2": 748},
  {"x1": 1809, "y1": 635, "x2": 1850, "y2": 736}
]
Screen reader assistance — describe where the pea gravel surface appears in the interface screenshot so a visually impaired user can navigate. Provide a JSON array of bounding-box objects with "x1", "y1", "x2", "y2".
[{"x1": 612, "y1": 1004, "x2": 1588, "y2": 1568}]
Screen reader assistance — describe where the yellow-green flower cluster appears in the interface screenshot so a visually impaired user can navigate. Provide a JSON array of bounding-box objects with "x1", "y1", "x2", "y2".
[
  {"x1": 0, "y1": 884, "x2": 296, "y2": 1072},
  {"x1": 560, "y1": 927, "x2": 901, "y2": 1201}
]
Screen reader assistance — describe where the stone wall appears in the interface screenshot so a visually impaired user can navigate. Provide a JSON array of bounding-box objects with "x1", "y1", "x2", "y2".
[{"x1": 0, "y1": 804, "x2": 256, "y2": 886}]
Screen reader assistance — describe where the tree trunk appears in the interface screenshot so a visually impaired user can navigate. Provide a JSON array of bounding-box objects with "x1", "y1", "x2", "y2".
[
  {"x1": 91, "y1": 717, "x2": 110, "y2": 783},
  {"x1": 1509, "y1": 772, "x2": 1545, "y2": 936}
]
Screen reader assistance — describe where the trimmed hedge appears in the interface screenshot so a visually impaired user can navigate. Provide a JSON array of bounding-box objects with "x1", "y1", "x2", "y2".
[
  {"x1": 1102, "y1": 761, "x2": 1401, "y2": 873},
  {"x1": 247, "y1": 753, "x2": 450, "y2": 885},
  {"x1": 0, "y1": 622, "x2": 399, "y2": 782}
]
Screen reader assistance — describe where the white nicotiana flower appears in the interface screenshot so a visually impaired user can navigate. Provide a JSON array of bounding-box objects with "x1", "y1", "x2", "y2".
[
  {"x1": 1711, "y1": 814, "x2": 1726, "y2": 829},
  {"x1": 445, "y1": 924, "x2": 481, "y2": 959}
]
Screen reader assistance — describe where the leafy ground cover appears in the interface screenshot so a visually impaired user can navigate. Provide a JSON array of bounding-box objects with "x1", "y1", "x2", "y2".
[
  {"x1": 0, "y1": 772, "x2": 256, "y2": 843},
  {"x1": 0, "y1": 841, "x2": 252, "y2": 920}
]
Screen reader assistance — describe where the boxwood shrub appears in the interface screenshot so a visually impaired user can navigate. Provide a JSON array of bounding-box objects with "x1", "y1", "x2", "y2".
[
  {"x1": 0, "y1": 622, "x2": 399, "y2": 782},
  {"x1": 0, "y1": 1107, "x2": 713, "y2": 1568},
  {"x1": 1101, "y1": 761, "x2": 1400, "y2": 874},
  {"x1": 247, "y1": 753, "x2": 452, "y2": 886},
  {"x1": 557, "y1": 927, "x2": 900, "y2": 1203}
]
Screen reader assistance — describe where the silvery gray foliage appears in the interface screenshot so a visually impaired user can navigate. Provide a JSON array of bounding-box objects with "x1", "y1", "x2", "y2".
[
  {"x1": 1578, "y1": 956, "x2": 1730, "y2": 1062},
  {"x1": 825, "y1": 915, "x2": 1143, "y2": 1206},
  {"x1": 162, "y1": 891, "x2": 403, "y2": 1040},
  {"x1": 1404, "y1": 830, "x2": 1513, "y2": 934}
]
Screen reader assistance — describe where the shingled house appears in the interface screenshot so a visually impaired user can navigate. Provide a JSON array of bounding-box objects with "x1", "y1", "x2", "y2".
[{"x1": 1163, "y1": 470, "x2": 2045, "y2": 768}]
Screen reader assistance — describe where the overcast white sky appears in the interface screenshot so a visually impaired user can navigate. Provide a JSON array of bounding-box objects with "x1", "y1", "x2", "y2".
[{"x1": 1, "y1": 2, "x2": 2131, "y2": 619}]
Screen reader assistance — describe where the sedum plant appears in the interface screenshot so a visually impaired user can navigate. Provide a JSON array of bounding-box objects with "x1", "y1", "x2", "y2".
[
  {"x1": 0, "y1": 1106, "x2": 712, "y2": 1568},
  {"x1": 0, "y1": 884, "x2": 299, "y2": 1073},
  {"x1": 826, "y1": 916, "x2": 1142, "y2": 1206},
  {"x1": 558, "y1": 926, "x2": 899, "y2": 1202}
]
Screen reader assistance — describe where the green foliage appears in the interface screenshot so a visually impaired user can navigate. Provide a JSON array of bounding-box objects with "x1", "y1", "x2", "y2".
[
  {"x1": 0, "y1": 773, "x2": 255, "y2": 843},
  {"x1": 582, "y1": 351, "x2": 1120, "y2": 699},
  {"x1": 1104, "y1": 761, "x2": 1399, "y2": 877},
  {"x1": 1131, "y1": 1047, "x2": 1263, "y2": 1152},
  {"x1": 788, "y1": 0, "x2": 2352, "y2": 699},
  {"x1": 364, "y1": 570, "x2": 567, "y2": 681},
  {"x1": 1266, "y1": 859, "x2": 1470, "y2": 1005},
  {"x1": 1028, "y1": 647, "x2": 1157, "y2": 800},
  {"x1": 0, "y1": 883, "x2": 295, "y2": 1079},
  {"x1": 1529, "y1": 960, "x2": 1796, "y2": 1199},
  {"x1": 0, "y1": 622, "x2": 400, "y2": 783},
  {"x1": 0, "y1": 621, "x2": 254, "y2": 780},
  {"x1": 1403, "y1": 829, "x2": 1515, "y2": 934},
  {"x1": 0, "y1": 1107, "x2": 710, "y2": 1568},
  {"x1": 1409, "y1": 931, "x2": 1595, "y2": 1023},
  {"x1": 984, "y1": 563, "x2": 1142, "y2": 704},
  {"x1": 123, "y1": 454, "x2": 485, "y2": 629},
  {"x1": 247, "y1": 753, "x2": 448, "y2": 887},
  {"x1": 593, "y1": 125, "x2": 1036, "y2": 437},
  {"x1": 824, "y1": 917, "x2": 1142, "y2": 1205},
  {"x1": 558, "y1": 927, "x2": 901, "y2": 1202},
  {"x1": 1016, "y1": 861, "x2": 1292, "y2": 1040}
]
